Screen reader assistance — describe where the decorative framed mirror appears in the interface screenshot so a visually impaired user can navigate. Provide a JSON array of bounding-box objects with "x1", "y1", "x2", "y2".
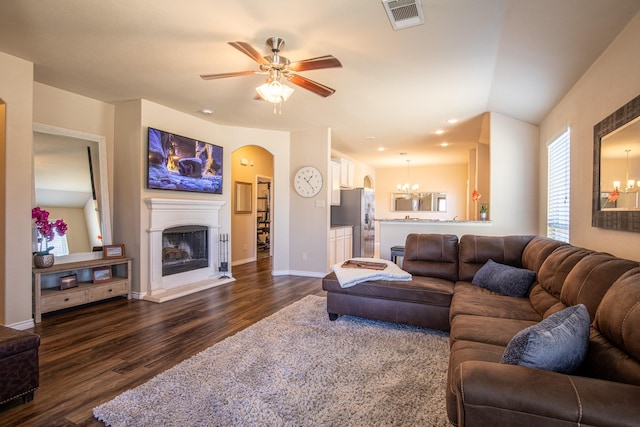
[
  {"x1": 391, "y1": 192, "x2": 447, "y2": 212},
  {"x1": 33, "y1": 123, "x2": 113, "y2": 261},
  {"x1": 592, "y1": 94, "x2": 640, "y2": 232},
  {"x1": 234, "y1": 181, "x2": 252, "y2": 214}
]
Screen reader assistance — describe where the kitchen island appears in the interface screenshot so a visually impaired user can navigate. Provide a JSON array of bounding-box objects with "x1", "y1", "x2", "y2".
[{"x1": 377, "y1": 218, "x2": 493, "y2": 261}]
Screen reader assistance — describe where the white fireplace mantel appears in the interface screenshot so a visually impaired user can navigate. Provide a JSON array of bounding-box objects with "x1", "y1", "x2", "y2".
[{"x1": 143, "y1": 198, "x2": 233, "y2": 302}]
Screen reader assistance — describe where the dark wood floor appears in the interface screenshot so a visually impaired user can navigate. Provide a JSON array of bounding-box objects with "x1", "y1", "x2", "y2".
[{"x1": 0, "y1": 258, "x2": 326, "y2": 427}]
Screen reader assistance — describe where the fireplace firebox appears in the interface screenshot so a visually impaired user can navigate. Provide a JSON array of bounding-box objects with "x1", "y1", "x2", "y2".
[{"x1": 162, "y1": 225, "x2": 208, "y2": 276}]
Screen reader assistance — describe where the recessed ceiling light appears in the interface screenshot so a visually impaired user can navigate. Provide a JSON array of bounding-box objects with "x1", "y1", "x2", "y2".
[
  {"x1": 447, "y1": 118, "x2": 458, "y2": 124},
  {"x1": 434, "y1": 129, "x2": 445, "y2": 135},
  {"x1": 378, "y1": 147, "x2": 385, "y2": 151},
  {"x1": 200, "y1": 108, "x2": 214, "y2": 115},
  {"x1": 440, "y1": 142, "x2": 449, "y2": 147}
]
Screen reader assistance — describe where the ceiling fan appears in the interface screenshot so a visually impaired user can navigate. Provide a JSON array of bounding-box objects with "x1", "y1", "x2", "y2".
[{"x1": 200, "y1": 37, "x2": 342, "y2": 103}]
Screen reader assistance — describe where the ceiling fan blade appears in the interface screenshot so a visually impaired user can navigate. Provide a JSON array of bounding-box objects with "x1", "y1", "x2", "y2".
[
  {"x1": 200, "y1": 70, "x2": 260, "y2": 80},
  {"x1": 229, "y1": 41, "x2": 269, "y2": 65},
  {"x1": 289, "y1": 55, "x2": 342, "y2": 72},
  {"x1": 288, "y1": 74, "x2": 336, "y2": 97}
]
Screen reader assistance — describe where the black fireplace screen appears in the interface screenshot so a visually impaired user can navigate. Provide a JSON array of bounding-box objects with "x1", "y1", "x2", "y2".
[{"x1": 162, "y1": 225, "x2": 208, "y2": 276}]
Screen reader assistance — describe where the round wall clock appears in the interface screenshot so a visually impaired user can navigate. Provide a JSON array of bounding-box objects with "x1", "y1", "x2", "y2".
[{"x1": 294, "y1": 166, "x2": 323, "y2": 198}]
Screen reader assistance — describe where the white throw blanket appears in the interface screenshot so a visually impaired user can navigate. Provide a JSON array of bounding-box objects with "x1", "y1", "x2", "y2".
[{"x1": 332, "y1": 257, "x2": 412, "y2": 288}]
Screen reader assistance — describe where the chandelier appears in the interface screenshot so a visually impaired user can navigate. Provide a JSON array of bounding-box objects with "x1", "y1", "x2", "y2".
[
  {"x1": 396, "y1": 159, "x2": 419, "y2": 192},
  {"x1": 612, "y1": 149, "x2": 639, "y2": 191}
]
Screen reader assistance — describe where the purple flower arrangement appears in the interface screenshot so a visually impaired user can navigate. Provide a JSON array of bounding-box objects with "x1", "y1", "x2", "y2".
[{"x1": 32, "y1": 207, "x2": 68, "y2": 255}]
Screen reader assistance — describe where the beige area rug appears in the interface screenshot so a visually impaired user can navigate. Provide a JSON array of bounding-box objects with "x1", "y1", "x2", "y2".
[{"x1": 94, "y1": 295, "x2": 452, "y2": 426}]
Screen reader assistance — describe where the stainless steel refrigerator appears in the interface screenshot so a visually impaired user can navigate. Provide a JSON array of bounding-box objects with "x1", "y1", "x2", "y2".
[{"x1": 331, "y1": 188, "x2": 375, "y2": 257}]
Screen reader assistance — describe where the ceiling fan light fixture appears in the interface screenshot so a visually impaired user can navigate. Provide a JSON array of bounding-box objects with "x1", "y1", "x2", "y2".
[{"x1": 256, "y1": 80, "x2": 294, "y2": 104}]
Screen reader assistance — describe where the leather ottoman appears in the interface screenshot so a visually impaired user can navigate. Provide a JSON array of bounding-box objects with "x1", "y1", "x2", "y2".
[
  {"x1": 0, "y1": 326, "x2": 40, "y2": 405},
  {"x1": 322, "y1": 273, "x2": 454, "y2": 331}
]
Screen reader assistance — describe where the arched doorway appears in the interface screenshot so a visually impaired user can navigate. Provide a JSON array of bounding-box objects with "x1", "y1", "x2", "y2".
[
  {"x1": 230, "y1": 145, "x2": 274, "y2": 266},
  {"x1": 363, "y1": 175, "x2": 374, "y2": 189}
]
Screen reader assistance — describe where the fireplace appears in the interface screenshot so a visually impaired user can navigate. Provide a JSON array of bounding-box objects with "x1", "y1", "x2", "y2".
[
  {"x1": 162, "y1": 225, "x2": 208, "y2": 276},
  {"x1": 144, "y1": 198, "x2": 233, "y2": 302}
]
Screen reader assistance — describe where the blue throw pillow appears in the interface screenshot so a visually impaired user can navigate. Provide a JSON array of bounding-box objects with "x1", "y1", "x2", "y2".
[
  {"x1": 472, "y1": 259, "x2": 536, "y2": 297},
  {"x1": 501, "y1": 304, "x2": 590, "y2": 374}
]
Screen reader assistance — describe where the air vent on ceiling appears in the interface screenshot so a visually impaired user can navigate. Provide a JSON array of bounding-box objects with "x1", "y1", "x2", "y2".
[{"x1": 382, "y1": 0, "x2": 425, "y2": 31}]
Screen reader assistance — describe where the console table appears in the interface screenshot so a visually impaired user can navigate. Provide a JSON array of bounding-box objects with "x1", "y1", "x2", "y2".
[{"x1": 32, "y1": 257, "x2": 132, "y2": 323}]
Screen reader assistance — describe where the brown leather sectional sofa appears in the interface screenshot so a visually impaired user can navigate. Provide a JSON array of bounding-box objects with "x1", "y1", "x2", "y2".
[{"x1": 322, "y1": 233, "x2": 640, "y2": 426}]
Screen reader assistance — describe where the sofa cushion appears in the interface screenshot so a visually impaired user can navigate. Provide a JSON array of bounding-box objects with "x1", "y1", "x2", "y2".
[
  {"x1": 449, "y1": 283, "x2": 542, "y2": 322},
  {"x1": 402, "y1": 233, "x2": 459, "y2": 282},
  {"x1": 472, "y1": 259, "x2": 536, "y2": 297},
  {"x1": 559, "y1": 252, "x2": 638, "y2": 321},
  {"x1": 593, "y1": 267, "x2": 640, "y2": 366},
  {"x1": 501, "y1": 304, "x2": 590, "y2": 374},
  {"x1": 458, "y1": 235, "x2": 535, "y2": 282},
  {"x1": 520, "y1": 235, "x2": 568, "y2": 273},
  {"x1": 528, "y1": 284, "x2": 565, "y2": 318},
  {"x1": 450, "y1": 314, "x2": 537, "y2": 347},
  {"x1": 536, "y1": 245, "x2": 593, "y2": 300},
  {"x1": 527, "y1": 245, "x2": 593, "y2": 317}
]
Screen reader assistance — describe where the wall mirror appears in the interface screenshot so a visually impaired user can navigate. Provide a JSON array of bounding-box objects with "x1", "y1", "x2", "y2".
[
  {"x1": 592, "y1": 94, "x2": 640, "y2": 232},
  {"x1": 600, "y1": 116, "x2": 640, "y2": 209},
  {"x1": 234, "y1": 181, "x2": 252, "y2": 214},
  {"x1": 391, "y1": 192, "x2": 447, "y2": 212},
  {"x1": 33, "y1": 123, "x2": 112, "y2": 261}
]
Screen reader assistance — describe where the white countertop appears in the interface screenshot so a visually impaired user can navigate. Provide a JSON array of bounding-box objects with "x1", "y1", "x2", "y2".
[{"x1": 377, "y1": 218, "x2": 491, "y2": 224}]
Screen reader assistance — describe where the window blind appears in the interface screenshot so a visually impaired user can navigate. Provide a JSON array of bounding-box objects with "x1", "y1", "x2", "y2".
[
  {"x1": 547, "y1": 128, "x2": 570, "y2": 242},
  {"x1": 50, "y1": 234, "x2": 70, "y2": 256}
]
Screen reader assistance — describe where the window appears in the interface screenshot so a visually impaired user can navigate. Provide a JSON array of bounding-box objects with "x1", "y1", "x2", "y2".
[
  {"x1": 49, "y1": 233, "x2": 70, "y2": 256},
  {"x1": 547, "y1": 128, "x2": 570, "y2": 242}
]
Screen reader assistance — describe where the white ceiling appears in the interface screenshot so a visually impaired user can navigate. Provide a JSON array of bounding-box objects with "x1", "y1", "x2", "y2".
[{"x1": 1, "y1": 0, "x2": 639, "y2": 168}]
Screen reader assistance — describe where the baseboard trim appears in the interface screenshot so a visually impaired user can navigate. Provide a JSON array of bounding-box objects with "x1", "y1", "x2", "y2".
[{"x1": 272, "y1": 269, "x2": 327, "y2": 278}]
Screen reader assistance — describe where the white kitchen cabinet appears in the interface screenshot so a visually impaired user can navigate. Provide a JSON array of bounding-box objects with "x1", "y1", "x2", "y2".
[
  {"x1": 344, "y1": 227, "x2": 353, "y2": 259},
  {"x1": 329, "y1": 226, "x2": 353, "y2": 270},
  {"x1": 331, "y1": 160, "x2": 341, "y2": 205},
  {"x1": 332, "y1": 158, "x2": 355, "y2": 188}
]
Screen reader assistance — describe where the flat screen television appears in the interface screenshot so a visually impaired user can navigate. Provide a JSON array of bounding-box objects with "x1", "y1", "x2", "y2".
[{"x1": 147, "y1": 127, "x2": 223, "y2": 194}]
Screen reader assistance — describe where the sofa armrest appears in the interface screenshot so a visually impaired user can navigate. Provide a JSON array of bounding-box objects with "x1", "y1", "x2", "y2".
[{"x1": 455, "y1": 360, "x2": 640, "y2": 427}]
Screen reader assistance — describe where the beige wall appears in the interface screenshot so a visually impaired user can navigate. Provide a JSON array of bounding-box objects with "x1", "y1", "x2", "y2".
[
  {"x1": 0, "y1": 52, "x2": 34, "y2": 327},
  {"x1": 539, "y1": 12, "x2": 640, "y2": 261},
  {"x1": 490, "y1": 112, "x2": 539, "y2": 235},
  {"x1": 289, "y1": 128, "x2": 331, "y2": 275}
]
